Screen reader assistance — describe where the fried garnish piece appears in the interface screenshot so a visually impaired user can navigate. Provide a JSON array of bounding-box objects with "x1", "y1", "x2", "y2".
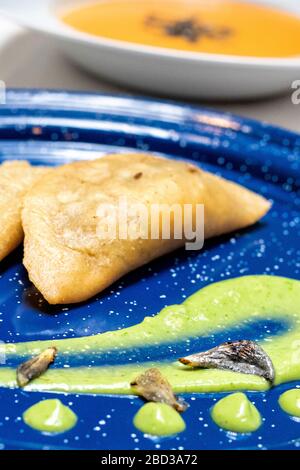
[
  {"x1": 0, "y1": 160, "x2": 48, "y2": 262},
  {"x1": 16, "y1": 347, "x2": 57, "y2": 387},
  {"x1": 131, "y1": 368, "x2": 187, "y2": 412},
  {"x1": 22, "y1": 153, "x2": 270, "y2": 304},
  {"x1": 179, "y1": 340, "x2": 275, "y2": 383}
]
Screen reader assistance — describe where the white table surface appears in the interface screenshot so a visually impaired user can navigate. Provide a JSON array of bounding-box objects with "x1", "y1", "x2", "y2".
[{"x1": 0, "y1": 16, "x2": 300, "y2": 133}]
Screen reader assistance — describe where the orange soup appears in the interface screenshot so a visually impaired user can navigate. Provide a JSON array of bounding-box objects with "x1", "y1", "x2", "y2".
[{"x1": 62, "y1": 0, "x2": 300, "y2": 58}]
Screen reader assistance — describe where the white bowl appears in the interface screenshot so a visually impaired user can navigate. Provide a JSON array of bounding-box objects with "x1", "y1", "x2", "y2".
[{"x1": 1, "y1": 0, "x2": 300, "y2": 99}]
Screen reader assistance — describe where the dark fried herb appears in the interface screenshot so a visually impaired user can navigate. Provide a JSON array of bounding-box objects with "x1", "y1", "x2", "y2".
[
  {"x1": 131, "y1": 368, "x2": 187, "y2": 412},
  {"x1": 179, "y1": 340, "x2": 275, "y2": 383},
  {"x1": 134, "y1": 172, "x2": 143, "y2": 180},
  {"x1": 165, "y1": 18, "x2": 200, "y2": 42},
  {"x1": 145, "y1": 15, "x2": 232, "y2": 43},
  {"x1": 17, "y1": 347, "x2": 57, "y2": 387}
]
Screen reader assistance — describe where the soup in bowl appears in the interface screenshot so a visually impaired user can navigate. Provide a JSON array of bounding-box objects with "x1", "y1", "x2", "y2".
[{"x1": 62, "y1": 0, "x2": 300, "y2": 58}]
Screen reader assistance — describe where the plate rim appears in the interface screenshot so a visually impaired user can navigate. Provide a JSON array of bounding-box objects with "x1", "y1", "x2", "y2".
[{"x1": 1, "y1": 88, "x2": 300, "y2": 140}]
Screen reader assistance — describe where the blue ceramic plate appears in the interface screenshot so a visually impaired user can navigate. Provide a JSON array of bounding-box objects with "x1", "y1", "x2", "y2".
[{"x1": 0, "y1": 90, "x2": 299, "y2": 450}]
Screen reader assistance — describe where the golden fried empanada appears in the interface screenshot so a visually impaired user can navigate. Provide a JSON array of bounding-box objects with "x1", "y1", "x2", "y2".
[
  {"x1": 22, "y1": 154, "x2": 270, "y2": 304},
  {"x1": 0, "y1": 161, "x2": 47, "y2": 262}
]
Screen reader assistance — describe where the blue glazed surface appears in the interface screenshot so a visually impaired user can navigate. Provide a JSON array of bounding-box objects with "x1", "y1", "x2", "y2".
[{"x1": 0, "y1": 90, "x2": 299, "y2": 450}]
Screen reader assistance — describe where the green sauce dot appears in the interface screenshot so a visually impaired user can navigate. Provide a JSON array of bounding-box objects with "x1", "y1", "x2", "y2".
[
  {"x1": 23, "y1": 399, "x2": 77, "y2": 434},
  {"x1": 133, "y1": 402, "x2": 186, "y2": 436},
  {"x1": 279, "y1": 389, "x2": 300, "y2": 417},
  {"x1": 211, "y1": 392, "x2": 262, "y2": 433}
]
